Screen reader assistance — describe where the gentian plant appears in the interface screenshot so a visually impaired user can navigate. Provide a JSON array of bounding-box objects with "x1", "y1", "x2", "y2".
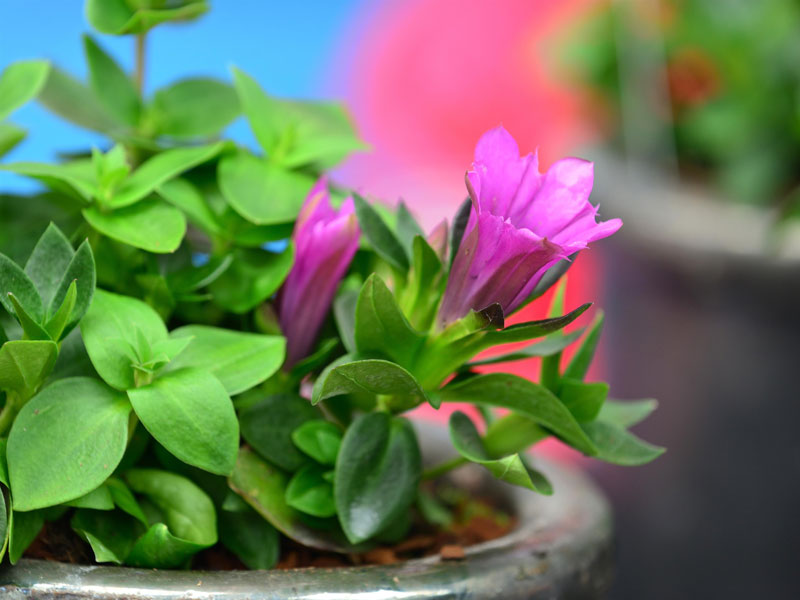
[{"x1": 0, "y1": 1, "x2": 662, "y2": 569}]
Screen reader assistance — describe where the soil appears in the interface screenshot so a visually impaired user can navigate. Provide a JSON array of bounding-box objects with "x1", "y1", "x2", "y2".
[{"x1": 24, "y1": 483, "x2": 514, "y2": 570}]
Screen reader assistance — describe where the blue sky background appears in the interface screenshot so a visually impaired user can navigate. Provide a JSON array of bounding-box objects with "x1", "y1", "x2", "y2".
[{"x1": 1, "y1": 0, "x2": 364, "y2": 191}]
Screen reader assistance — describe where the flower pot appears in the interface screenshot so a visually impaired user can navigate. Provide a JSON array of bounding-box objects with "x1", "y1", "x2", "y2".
[
  {"x1": 591, "y1": 154, "x2": 800, "y2": 599},
  {"x1": 0, "y1": 422, "x2": 614, "y2": 599}
]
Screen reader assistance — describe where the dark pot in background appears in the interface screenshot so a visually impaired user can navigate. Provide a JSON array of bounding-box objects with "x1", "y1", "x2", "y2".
[
  {"x1": 0, "y1": 423, "x2": 614, "y2": 600},
  {"x1": 592, "y1": 155, "x2": 800, "y2": 600}
]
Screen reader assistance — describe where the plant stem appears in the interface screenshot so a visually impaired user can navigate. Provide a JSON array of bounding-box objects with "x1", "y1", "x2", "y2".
[
  {"x1": 422, "y1": 455, "x2": 468, "y2": 481},
  {"x1": 0, "y1": 392, "x2": 19, "y2": 437},
  {"x1": 135, "y1": 33, "x2": 146, "y2": 95}
]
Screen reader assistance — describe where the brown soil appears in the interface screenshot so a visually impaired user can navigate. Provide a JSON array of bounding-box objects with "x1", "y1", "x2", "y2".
[{"x1": 25, "y1": 518, "x2": 93, "y2": 565}]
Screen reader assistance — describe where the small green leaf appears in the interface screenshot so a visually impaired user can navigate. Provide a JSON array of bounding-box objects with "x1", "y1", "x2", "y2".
[
  {"x1": 352, "y1": 194, "x2": 409, "y2": 272},
  {"x1": 436, "y1": 373, "x2": 597, "y2": 455},
  {"x1": 37, "y1": 66, "x2": 118, "y2": 134},
  {"x1": 335, "y1": 413, "x2": 421, "y2": 544},
  {"x1": 81, "y1": 289, "x2": 167, "y2": 390},
  {"x1": 71, "y1": 509, "x2": 142, "y2": 564},
  {"x1": 0, "y1": 123, "x2": 26, "y2": 158},
  {"x1": 483, "y1": 414, "x2": 548, "y2": 458},
  {"x1": 559, "y1": 378, "x2": 608, "y2": 423},
  {"x1": 312, "y1": 358, "x2": 427, "y2": 408},
  {"x1": 482, "y1": 303, "x2": 592, "y2": 345},
  {"x1": 64, "y1": 483, "x2": 114, "y2": 510},
  {"x1": 354, "y1": 274, "x2": 424, "y2": 366},
  {"x1": 7, "y1": 293, "x2": 49, "y2": 340},
  {"x1": 597, "y1": 399, "x2": 659, "y2": 429},
  {"x1": 240, "y1": 394, "x2": 321, "y2": 472},
  {"x1": 582, "y1": 421, "x2": 665, "y2": 466},
  {"x1": 0, "y1": 340, "x2": 58, "y2": 397},
  {"x1": 285, "y1": 464, "x2": 336, "y2": 518},
  {"x1": 449, "y1": 411, "x2": 552, "y2": 494},
  {"x1": 333, "y1": 289, "x2": 358, "y2": 353},
  {"x1": 563, "y1": 311, "x2": 605, "y2": 381},
  {"x1": 48, "y1": 239, "x2": 96, "y2": 336},
  {"x1": 0, "y1": 491, "x2": 7, "y2": 563},
  {"x1": 106, "y1": 477, "x2": 149, "y2": 525},
  {"x1": 0, "y1": 159, "x2": 98, "y2": 202},
  {"x1": 8, "y1": 377, "x2": 130, "y2": 511},
  {"x1": 465, "y1": 329, "x2": 584, "y2": 368},
  {"x1": 83, "y1": 35, "x2": 140, "y2": 127},
  {"x1": 8, "y1": 508, "x2": 43, "y2": 565},
  {"x1": 0, "y1": 60, "x2": 50, "y2": 122},
  {"x1": 218, "y1": 150, "x2": 314, "y2": 225},
  {"x1": 0, "y1": 252, "x2": 43, "y2": 323},
  {"x1": 152, "y1": 78, "x2": 239, "y2": 138},
  {"x1": 108, "y1": 143, "x2": 223, "y2": 209},
  {"x1": 209, "y1": 245, "x2": 294, "y2": 314},
  {"x1": 24, "y1": 223, "x2": 74, "y2": 308},
  {"x1": 86, "y1": 0, "x2": 209, "y2": 35},
  {"x1": 400, "y1": 235, "x2": 444, "y2": 330},
  {"x1": 395, "y1": 202, "x2": 425, "y2": 258},
  {"x1": 128, "y1": 368, "x2": 238, "y2": 476},
  {"x1": 291, "y1": 420, "x2": 342, "y2": 466},
  {"x1": 157, "y1": 177, "x2": 223, "y2": 236},
  {"x1": 219, "y1": 505, "x2": 279, "y2": 570},
  {"x1": 165, "y1": 325, "x2": 285, "y2": 395},
  {"x1": 83, "y1": 197, "x2": 187, "y2": 254},
  {"x1": 229, "y1": 446, "x2": 358, "y2": 552}
]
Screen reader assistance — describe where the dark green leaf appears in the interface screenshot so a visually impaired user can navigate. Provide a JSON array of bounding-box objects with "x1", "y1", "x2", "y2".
[
  {"x1": 24, "y1": 223, "x2": 74, "y2": 308},
  {"x1": 395, "y1": 202, "x2": 424, "y2": 257},
  {"x1": 0, "y1": 490, "x2": 6, "y2": 563},
  {"x1": 335, "y1": 413, "x2": 421, "y2": 543},
  {"x1": 352, "y1": 194, "x2": 408, "y2": 271},
  {"x1": 0, "y1": 60, "x2": 50, "y2": 122},
  {"x1": 209, "y1": 245, "x2": 294, "y2": 313},
  {"x1": 48, "y1": 239, "x2": 96, "y2": 336},
  {"x1": 128, "y1": 368, "x2": 238, "y2": 476},
  {"x1": 152, "y1": 78, "x2": 239, "y2": 138},
  {"x1": 83, "y1": 197, "x2": 187, "y2": 254},
  {"x1": 354, "y1": 274, "x2": 423, "y2": 366},
  {"x1": 285, "y1": 464, "x2": 336, "y2": 518},
  {"x1": 449, "y1": 411, "x2": 552, "y2": 494},
  {"x1": 465, "y1": 329, "x2": 584, "y2": 368},
  {"x1": 219, "y1": 505, "x2": 279, "y2": 570},
  {"x1": 483, "y1": 414, "x2": 548, "y2": 458},
  {"x1": 333, "y1": 289, "x2": 358, "y2": 353},
  {"x1": 559, "y1": 378, "x2": 608, "y2": 423},
  {"x1": 0, "y1": 340, "x2": 58, "y2": 397},
  {"x1": 582, "y1": 421, "x2": 665, "y2": 466},
  {"x1": 71, "y1": 508, "x2": 142, "y2": 564},
  {"x1": 8, "y1": 377, "x2": 130, "y2": 511},
  {"x1": 563, "y1": 311, "x2": 605, "y2": 381},
  {"x1": 482, "y1": 303, "x2": 592, "y2": 345},
  {"x1": 8, "y1": 508, "x2": 43, "y2": 565},
  {"x1": 0, "y1": 252, "x2": 43, "y2": 322},
  {"x1": 106, "y1": 477, "x2": 148, "y2": 525},
  {"x1": 218, "y1": 150, "x2": 314, "y2": 225},
  {"x1": 416, "y1": 489, "x2": 453, "y2": 528},
  {"x1": 83, "y1": 35, "x2": 140, "y2": 127},
  {"x1": 597, "y1": 399, "x2": 659, "y2": 428},
  {"x1": 165, "y1": 325, "x2": 285, "y2": 395},
  {"x1": 291, "y1": 420, "x2": 342, "y2": 466},
  {"x1": 448, "y1": 198, "x2": 472, "y2": 270},
  {"x1": 436, "y1": 374, "x2": 597, "y2": 455},
  {"x1": 7, "y1": 294, "x2": 49, "y2": 340},
  {"x1": 240, "y1": 393, "x2": 320, "y2": 472}
]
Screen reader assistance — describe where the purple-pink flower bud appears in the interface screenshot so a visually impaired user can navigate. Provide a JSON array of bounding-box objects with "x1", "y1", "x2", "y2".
[
  {"x1": 278, "y1": 178, "x2": 360, "y2": 367},
  {"x1": 438, "y1": 126, "x2": 621, "y2": 328}
]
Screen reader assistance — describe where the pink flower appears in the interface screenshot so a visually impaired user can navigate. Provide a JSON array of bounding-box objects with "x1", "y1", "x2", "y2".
[
  {"x1": 438, "y1": 126, "x2": 621, "y2": 327},
  {"x1": 278, "y1": 179, "x2": 360, "y2": 367}
]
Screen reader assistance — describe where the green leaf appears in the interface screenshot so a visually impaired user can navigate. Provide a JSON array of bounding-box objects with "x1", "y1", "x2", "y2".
[
  {"x1": 395, "y1": 202, "x2": 425, "y2": 258},
  {"x1": 563, "y1": 311, "x2": 604, "y2": 381},
  {"x1": 48, "y1": 239, "x2": 96, "y2": 337},
  {"x1": 124, "y1": 469, "x2": 216, "y2": 568},
  {"x1": 86, "y1": 0, "x2": 209, "y2": 35},
  {"x1": 209, "y1": 245, "x2": 294, "y2": 314},
  {"x1": 0, "y1": 60, "x2": 50, "y2": 122},
  {"x1": 8, "y1": 508, "x2": 43, "y2": 564},
  {"x1": 0, "y1": 159, "x2": 98, "y2": 201},
  {"x1": 218, "y1": 150, "x2": 314, "y2": 225},
  {"x1": 83, "y1": 197, "x2": 187, "y2": 254},
  {"x1": 105, "y1": 477, "x2": 148, "y2": 525},
  {"x1": 352, "y1": 194, "x2": 409, "y2": 272},
  {"x1": 37, "y1": 66, "x2": 118, "y2": 134},
  {"x1": 107, "y1": 143, "x2": 223, "y2": 209},
  {"x1": 448, "y1": 198, "x2": 471, "y2": 270},
  {"x1": 449, "y1": 412, "x2": 552, "y2": 494},
  {"x1": 354, "y1": 274, "x2": 423, "y2": 366},
  {"x1": 401, "y1": 235, "x2": 444, "y2": 330},
  {"x1": 71, "y1": 509, "x2": 142, "y2": 564},
  {"x1": 465, "y1": 329, "x2": 584, "y2": 368},
  {"x1": 165, "y1": 325, "x2": 285, "y2": 395},
  {"x1": 0, "y1": 340, "x2": 58, "y2": 397},
  {"x1": 435, "y1": 374, "x2": 597, "y2": 455},
  {"x1": 83, "y1": 35, "x2": 140, "y2": 127},
  {"x1": 24, "y1": 223, "x2": 74, "y2": 309},
  {"x1": 484, "y1": 414, "x2": 548, "y2": 458},
  {"x1": 0, "y1": 438, "x2": 9, "y2": 486},
  {"x1": 127, "y1": 368, "x2": 238, "y2": 476},
  {"x1": 311, "y1": 358, "x2": 427, "y2": 409},
  {"x1": 0, "y1": 490, "x2": 7, "y2": 563},
  {"x1": 152, "y1": 78, "x2": 239, "y2": 138},
  {"x1": 64, "y1": 483, "x2": 114, "y2": 510},
  {"x1": 7, "y1": 294, "x2": 49, "y2": 340},
  {"x1": 219, "y1": 505, "x2": 279, "y2": 570},
  {"x1": 81, "y1": 289, "x2": 167, "y2": 390},
  {"x1": 0, "y1": 252, "x2": 43, "y2": 323},
  {"x1": 335, "y1": 413, "x2": 421, "y2": 544},
  {"x1": 291, "y1": 420, "x2": 342, "y2": 466},
  {"x1": 0, "y1": 123, "x2": 26, "y2": 159},
  {"x1": 285, "y1": 464, "x2": 336, "y2": 518},
  {"x1": 157, "y1": 176, "x2": 223, "y2": 236},
  {"x1": 8, "y1": 377, "x2": 130, "y2": 511},
  {"x1": 597, "y1": 399, "x2": 659, "y2": 429},
  {"x1": 231, "y1": 67, "x2": 365, "y2": 168},
  {"x1": 229, "y1": 446, "x2": 359, "y2": 552},
  {"x1": 239, "y1": 393, "x2": 321, "y2": 472},
  {"x1": 559, "y1": 378, "x2": 608, "y2": 423},
  {"x1": 582, "y1": 421, "x2": 665, "y2": 466},
  {"x1": 482, "y1": 303, "x2": 592, "y2": 345},
  {"x1": 333, "y1": 289, "x2": 358, "y2": 353}
]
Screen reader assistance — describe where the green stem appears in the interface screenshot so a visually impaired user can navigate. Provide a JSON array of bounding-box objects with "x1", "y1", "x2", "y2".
[
  {"x1": 0, "y1": 392, "x2": 19, "y2": 437},
  {"x1": 135, "y1": 33, "x2": 146, "y2": 95},
  {"x1": 422, "y1": 455, "x2": 468, "y2": 481}
]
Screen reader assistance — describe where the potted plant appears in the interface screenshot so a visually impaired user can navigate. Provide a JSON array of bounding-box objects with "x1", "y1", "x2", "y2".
[
  {"x1": 0, "y1": 2, "x2": 661, "y2": 598},
  {"x1": 561, "y1": 1, "x2": 800, "y2": 597}
]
